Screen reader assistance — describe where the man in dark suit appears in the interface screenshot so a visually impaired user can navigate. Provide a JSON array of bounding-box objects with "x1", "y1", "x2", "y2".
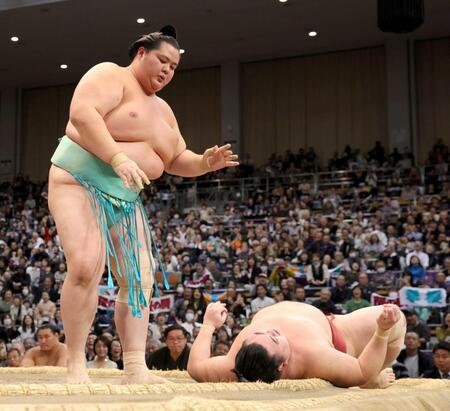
[
  {"x1": 396, "y1": 331, "x2": 434, "y2": 377},
  {"x1": 423, "y1": 341, "x2": 450, "y2": 379},
  {"x1": 146, "y1": 325, "x2": 190, "y2": 371}
]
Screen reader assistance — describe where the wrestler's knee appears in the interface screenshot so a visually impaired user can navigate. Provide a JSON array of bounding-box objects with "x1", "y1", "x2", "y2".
[{"x1": 66, "y1": 256, "x2": 104, "y2": 287}]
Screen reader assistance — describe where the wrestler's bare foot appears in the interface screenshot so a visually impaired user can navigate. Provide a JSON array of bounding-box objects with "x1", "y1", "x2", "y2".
[
  {"x1": 66, "y1": 362, "x2": 91, "y2": 384},
  {"x1": 121, "y1": 370, "x2": 167, "y2": 385},
  {"x1": 361, "y1": 368, "x2": 395, "y2": 389}
]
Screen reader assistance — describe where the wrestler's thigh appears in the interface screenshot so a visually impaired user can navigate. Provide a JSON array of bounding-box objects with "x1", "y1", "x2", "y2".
[
  {"x1": 108, "y1": 204, "x2": 155, "y2": 289},
  {"x1": 48, "y1": 165, "x2": 105, "y2": 279}
]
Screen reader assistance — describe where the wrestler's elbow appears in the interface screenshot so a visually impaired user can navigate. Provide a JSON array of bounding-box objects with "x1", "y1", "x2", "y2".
[
  {"x1": 70, "y1": 105, "x2": 98, "y2": 127},
  {"x1": 187, "y1": 361, "x2": 202, "y2": 382}
]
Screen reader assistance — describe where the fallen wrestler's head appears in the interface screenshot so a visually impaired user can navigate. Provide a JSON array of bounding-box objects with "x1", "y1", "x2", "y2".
[
  {"x1": 128, "y1": 25, "x2": 181, "y2": 93},
  {"x1": 232, "y1": 328, "x2": 290, "y2": 383}
]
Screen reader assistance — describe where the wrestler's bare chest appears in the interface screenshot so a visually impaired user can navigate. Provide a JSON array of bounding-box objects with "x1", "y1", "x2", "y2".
[{"x1": 67, "y1": 70, "x2": 179, "y2": 180}]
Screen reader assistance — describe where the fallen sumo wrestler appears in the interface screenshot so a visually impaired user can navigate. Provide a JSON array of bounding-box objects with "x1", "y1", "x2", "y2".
[{"x1": 188, "y1": 301, "x2": 406, "y2": 388}]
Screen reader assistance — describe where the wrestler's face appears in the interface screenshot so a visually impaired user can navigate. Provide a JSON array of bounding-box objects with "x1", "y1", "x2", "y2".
[
  {"x1": 37, "y1": 329, "x2": 59, "y2": 351},
  {"x1": 138, "y1": 42, "x2": 180, "y2": 93},
  {"x1": 245, "y1": 329, "x2": 290, "y2": 364}
]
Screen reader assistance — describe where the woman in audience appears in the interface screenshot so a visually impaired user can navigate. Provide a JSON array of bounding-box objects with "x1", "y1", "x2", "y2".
[
  {"x1": 18, "y1": 314, "x2": 36, "y2": 341},
  {"x1": 344, "y1": 286, "x2": 371, "y2": 313},
  {"x1": 306, "y1": 253, "x2": 330, "y2": 287},
  {"x1": 110, "y1": 338, "x2": 123, "y2": 369},
  {"x1": 404, "y1": 255, "x2": 426, "y2": 286},
  {"x1": 190, "y1": 288, "x2": 207, "y2": 323},
  {"x1": 87, "y1": 336, "x2": 117, "y2": 369}
]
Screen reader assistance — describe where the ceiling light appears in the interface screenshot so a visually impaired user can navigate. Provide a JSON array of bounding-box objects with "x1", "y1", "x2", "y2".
[
  {"x1": 10, "y1": 36, "x2": 19, "y2": 42},
  {"x1": 279, "y1": 0, "x2": 288, "y2": 3},
  {"x1": 308, "y1": 31, "x2": 318, "y2": 37},
  {"x1": 60, "y1": 64, "x2": 68, "y2": 69},
  {"x1": 180, "y1": 49, "x2": 185, "y2": 54},
  {"x1": 137, "y1": 18, "x2": 145, "y2": 24}
]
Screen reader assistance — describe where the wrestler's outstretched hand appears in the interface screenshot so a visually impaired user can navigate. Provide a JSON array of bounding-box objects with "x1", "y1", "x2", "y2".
[
  {"x1": 202, "y1": 144, "x2": 239, "y2": 172},
  {"x1": 111, "y1": 152, "x2": 150, "y2": 192},
  {"x1": 203, "y1": 301, "x2": 228, "y2": 329},
  {"x1": 376, "y1": 304, "x2": 401, "y2": 331}
]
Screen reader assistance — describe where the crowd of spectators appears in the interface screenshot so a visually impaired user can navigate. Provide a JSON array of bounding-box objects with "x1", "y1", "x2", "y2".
[{"x1": 0, "y1": 141, "x2": 449, "y2": 379}]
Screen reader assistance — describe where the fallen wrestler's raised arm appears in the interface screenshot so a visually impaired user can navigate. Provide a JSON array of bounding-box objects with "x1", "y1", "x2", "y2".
[
  {"x1": 69, "y1": 63, "x2": 149, "y2": 190},
  {"x1": 161, "y1": 99, "x2": 239, "y2": 177},
  {"x1": 187, "y1": 302, "x2": 237, "y2": 382}
]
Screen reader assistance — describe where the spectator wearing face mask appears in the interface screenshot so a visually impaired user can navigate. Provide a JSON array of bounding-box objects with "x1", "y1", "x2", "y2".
[{"x1": 181, "y1": 307, "x2": 202, "y2": 338}]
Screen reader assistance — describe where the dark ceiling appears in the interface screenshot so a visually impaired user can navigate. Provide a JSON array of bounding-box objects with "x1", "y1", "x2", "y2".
[{"x1": 0, "y1": 0, "x2": 449, "y2": 88}]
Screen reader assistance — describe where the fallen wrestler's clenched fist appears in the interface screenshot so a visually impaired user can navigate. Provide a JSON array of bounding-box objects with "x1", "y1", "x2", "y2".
[
  {"x1": 377, "y1": 304, "x2": 401, "y2": 331},
  {"x1": 203, "y1": 301, "x2": 228, "y2": 329}
]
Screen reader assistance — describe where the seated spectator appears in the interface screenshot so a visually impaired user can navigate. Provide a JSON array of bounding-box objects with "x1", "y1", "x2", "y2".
[
  {"x1": 87, "y1": 335, "x2": 118, "y2": 369},
  {"x1": 34, "y1": 291, "x2": 56, "y2": 326},
  {"x1": 110, "y1": 338, "x2": 123, "y2": 370},
  {"x1": 149, "y1": 312, "x2": 168, "y2": 343},
  {"x1": 423, "y1": 341, "x2": 450, "y2": 379},
  {"x1": 146, "y1": 325, "x2": 190, "y2": 371},
  {"x1": 174, "y1": 287, "x2": 193, "y2": 320},
  {"x1": 294, "y1": 287, "x2": 306, "y2": 302},
  {"x1": 346, "y1": 261, "x2": 362, "y2": 286},
  {"x1": 250, "y1": 273, "x2": 272, "y2": 298},
  {"x1": 435, "y1": 312, "x2": 450, "y2": 343},
  {"x1": 10, "y1": 294, "x2": 26, "y2": 326},
  {"x1": 20, "y1": 324, "x2": 67, "y2": 367},
  {"x1": 222, "y1": 286, "x2": 246, "y2": 318},
  {"x1": 34, "y1": 276, "x2": 59, "y2": 303},
  {"x1": 343, "y1": 286, "x2": 371, "y2": 313},
  {"x1": 399, "y1": 271, "x2": 414, "y2": 289},
  {"x1": 215, "y1": 326, "x2": 230, "y2": 344},
  {"x1": 357, "y1": 273, "x2": 377, "y2": 302},
  {"x1": 250, "y1": 284, "x2": 275, "y2": 314},
  {"x1": 406, "y1": 241, "x2": 429, "y2": 269},
  {"x1": 181, "y1": 307, "x2": 202, "y2": 339},
  {"x1": 212, "y1": 341, "x2": 230, "y2": 357},
  {"x1": 312, "y1": 288, "x2": 338, "y2": 315},
  {"x1": 54, "y1": 262, "x2": 67, "y2": 285},
  {"x1": 404, "y1": 256, "x2": 426, "y2": 286},
  {"x1": 306, "y1": 253, "x2": 330, "y2": 287},
  {"x1": 403, "y1": 308, "x2": 431, "y2": 349},
  {"x1": 0, "y1": 314, "x2": 20, "y2": 343},
  {"x1": 146, "y1": 338, "x2": 161, "y2": 354},
  {"x1": 190, "y1": 288, "x2": 208, "y2": 322},
  {"x1": 0, "y1": 290, "x2": 13, "y2": 317},
  {"x1": 85, "y1": 332, "x2": 97, "y2": 362},
  {"x1": 23, "y1": 337, "x2": 36, "y2": 351},
  {"x1": 362, "y1": 234, "x2": 385, "y2": 259},
  {"x1": 396, "y1": 331, "x2": 434, "y2": 378},
  {"x1": 381, "y1": 245, "x2": 401, "y2": 271},
  {"x1": 434, "y1": 272, "x2": 449, "y2": 291},
  {"x1": 268, "y1": 259, "x2": 295, "y2": 287},
  {"x1": 7, "y1": 348, "x2": 22, "y2": 367},
  {"x1": 331, "y1": 275, "x2": 352, "y2": 304}
]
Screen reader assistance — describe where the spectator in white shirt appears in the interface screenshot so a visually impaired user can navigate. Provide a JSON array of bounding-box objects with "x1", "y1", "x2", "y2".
[
  {"x1": 250, "y1": 285, "x2": 275, "y2": 314},
  {"x1": 406, "y1": 241, "x2": 429, "y2": 269}
]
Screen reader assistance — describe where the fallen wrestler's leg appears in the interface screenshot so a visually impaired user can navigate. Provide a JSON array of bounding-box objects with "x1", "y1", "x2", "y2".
[{"x1": 109, "y1": 218, "x2": 166, "y2": 384}]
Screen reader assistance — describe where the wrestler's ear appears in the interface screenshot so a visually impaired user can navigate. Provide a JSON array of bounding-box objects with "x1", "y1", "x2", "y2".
[{"x1": 278, "y1": 359, "x2": 289, "y2": 371}]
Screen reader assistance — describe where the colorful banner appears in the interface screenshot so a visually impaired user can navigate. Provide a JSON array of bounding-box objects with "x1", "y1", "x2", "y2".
[
  {"x1": 370, "y1": 292, "x2": 400, "y2": 306},
  {"x1": 98, "y1": 286, "x2": 175, "y2": 313},
  {"x1": 399, "y1": 287, "x2": 447, "y2": 307},
  {"x1": 367, "y1": 271, "x2": 401, "y2": 287},
  {"x1": 150, "y1": 295, "x2": 174, "y2": 314}
]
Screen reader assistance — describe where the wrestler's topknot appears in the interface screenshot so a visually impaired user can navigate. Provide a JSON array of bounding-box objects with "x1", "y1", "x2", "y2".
[{"x1": 128, "y1": 25, "x2": 180, "y2": 60}]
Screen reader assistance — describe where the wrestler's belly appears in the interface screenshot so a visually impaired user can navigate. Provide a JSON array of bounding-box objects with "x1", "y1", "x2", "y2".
[{"x1": 65, "y1": 126, "x2": 165, "y2": 180}]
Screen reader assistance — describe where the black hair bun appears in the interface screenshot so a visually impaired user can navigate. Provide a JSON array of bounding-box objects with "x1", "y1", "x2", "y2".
[{"x1": 160, "y1": 25, "x2": 177, "y2": 39}]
